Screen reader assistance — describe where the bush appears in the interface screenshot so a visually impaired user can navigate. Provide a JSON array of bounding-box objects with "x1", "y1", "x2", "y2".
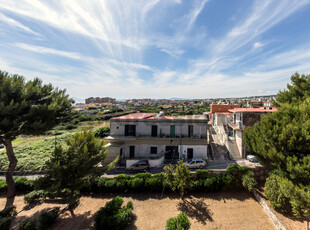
[
  {"x1": 0, "y1": 206, "x2": 16, "y2": 230},
  {"x1": 18, "y1": 218, "x2": 37, "y2": 230},
  {"x1": 242, "y1": 171, "x2": 257, "y2": 192},
  {"x1": 265, "y1": 174, "x2": 293, "y2": 213},
  {"x1": 166, "y1": 212, "x2": 190, "y2": 230},
  {"x1": 0, "y1": 180, "x2": 7, "y2": 192},
  {"x1": 0, "y1": 205, "x2": 17, "y2": 218},
  {"x1": 126, "y1": 201, "x2": 133, "y2": 209},
  {"x1": 94, "y1": 196, "x2": 133, "y2": 230},
  {"x1": 195, "y1": 169, "x2": 213, "y2": 179},
  {"x1": 94, "y1": 127, "x2": 110, "y2": 138},
  {"x1": 0, "y1": 217, "x2": 13, "y2": 230},
  {"x1": 15, "y1": 177, "x2": 34, "y2": 192},
  {"x1": 38, "y1": 207, "x2": 60, "y2": 229},
  {"x1": 24, "y1": 190, "x2": 46, "y2": 204}
]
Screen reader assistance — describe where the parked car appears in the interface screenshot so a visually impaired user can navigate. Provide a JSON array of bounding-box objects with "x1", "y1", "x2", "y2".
[
  {"x1": 186, "y1": 159, "x2": 207, "y2": 169},
  {"x1": 246, "y1": 154, "x2": 258, "y2": 163},
  {"x1": 128, "y1": 160, "x2": 150, "y2": 172}
]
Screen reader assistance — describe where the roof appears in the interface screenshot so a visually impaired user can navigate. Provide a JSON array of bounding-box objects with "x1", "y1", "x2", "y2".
[
  {"x1": 214, "y1": 112, "x2": 231, "y2": 115},
  {"x1": 228, "y1": 107, "x2": 277, "y2": 113},
  {"x1": 111, "y1": 113, "x2": 207, "y2": 121},
  {"x1": 210, "y1": 104, "x2": 241, "y2": 113},
  {"x1": 112, "y1": 113, "x2": 174, "y2": 120}
]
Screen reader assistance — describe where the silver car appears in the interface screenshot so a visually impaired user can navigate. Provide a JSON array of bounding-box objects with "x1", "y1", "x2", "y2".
[{"x1": 186, "y1": 159, "x2": 207, "y2": 169}]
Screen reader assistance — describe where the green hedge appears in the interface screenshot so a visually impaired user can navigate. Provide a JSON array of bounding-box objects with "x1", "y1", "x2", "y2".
[{"x1": 0, "y1": 165, "x2": 256, "y2": 201}]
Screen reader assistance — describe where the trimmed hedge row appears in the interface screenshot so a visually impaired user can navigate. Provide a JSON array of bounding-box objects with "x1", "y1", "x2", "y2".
[{"x1": 0, "y1": 165, "x2": 255, "y2": 196}]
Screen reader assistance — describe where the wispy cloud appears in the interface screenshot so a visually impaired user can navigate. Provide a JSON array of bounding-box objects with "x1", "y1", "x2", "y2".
[{"x1": 0, "y1": 0, "x2": 310, "y2": 99}]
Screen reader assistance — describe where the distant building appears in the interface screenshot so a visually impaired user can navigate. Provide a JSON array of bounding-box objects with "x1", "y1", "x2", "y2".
[{"x1": 85, "y1": 97, "x2": 116, "y2": 104}]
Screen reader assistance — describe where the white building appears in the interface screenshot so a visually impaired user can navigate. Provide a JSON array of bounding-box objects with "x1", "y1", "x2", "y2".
[{"x1": 104, "y1": 112, "x2": 209, "y2": 168}]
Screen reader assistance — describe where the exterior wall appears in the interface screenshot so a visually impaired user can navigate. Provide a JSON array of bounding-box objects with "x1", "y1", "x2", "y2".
[
  {"x1": 242, "y1": 112, "x2": 263, "y2": 128},
  {"x1": 110, "y1": 120, "x2": 207, "y2": 138},
  {"x1": 235, "y1": 130, "x2": 243, "y2": 157},
  {"x1": 122, "y1": 143, "x2": 166, "y2": 159},
  {"x1": 180, "y1": 145, "x2": 208, "y2": 160},
  {"x1": 126, "y1": 156, "x2": 164, "y2": 168},
  {"x1": 104, "y1": 144, "x2": 124, "y2": 164},
  {"x1": 214, "y1": 114, "x2": 228, "y2": 126},
  {"x1": 210, "y1": 104, "x2": 241, "y2": 113}
]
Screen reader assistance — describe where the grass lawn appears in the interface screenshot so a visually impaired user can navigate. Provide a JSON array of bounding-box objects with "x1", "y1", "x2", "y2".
[
  {"x1": 0, "y1": 191, "x2": 275, "y2": 230},
  {"x1": 0, "y1": 120, "x2": 110, "y2": 172}
]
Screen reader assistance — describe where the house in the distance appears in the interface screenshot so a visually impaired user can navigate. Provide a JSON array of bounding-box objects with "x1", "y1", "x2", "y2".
[{"x1": 104, "y1": 112, "x2": 209, "y2": 168}]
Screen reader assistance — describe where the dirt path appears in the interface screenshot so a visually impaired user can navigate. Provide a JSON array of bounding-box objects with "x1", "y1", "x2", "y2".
[{"x1": 0, "y1": 191, "x2": 274, "y2": 230}]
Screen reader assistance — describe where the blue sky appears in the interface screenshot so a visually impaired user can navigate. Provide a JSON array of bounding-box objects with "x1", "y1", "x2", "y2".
[{"x1": 1, "y1": 0, "x2": 310, "y2": 100}]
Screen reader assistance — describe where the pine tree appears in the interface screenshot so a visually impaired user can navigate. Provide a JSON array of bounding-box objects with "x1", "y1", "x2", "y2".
[{"x1": 0, "y1": 71, "x2": 73, "y2": 205}]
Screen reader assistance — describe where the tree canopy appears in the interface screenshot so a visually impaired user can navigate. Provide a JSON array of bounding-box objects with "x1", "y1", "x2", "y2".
[
  {"x1": 0, "y1": 70, "x2": 73, "y2": 201},
  {"x1": 42, "y1": 129, "x2": 115, "y2": 207},
  {"x1": 243, "y1": 73, "x2": 310, "y2": 222}
]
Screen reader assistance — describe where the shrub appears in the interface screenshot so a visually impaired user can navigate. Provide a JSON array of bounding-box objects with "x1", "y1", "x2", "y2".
[
  {"x1": 0, "y1": 180, "x2": 7, "y2": 192},
  {"x1": 166, "y1": 212, "x2": 190, "y2": 230},
  {"x1": 94, "y1": 196, "x2": 133, "y2": 230},
  {"x1": 38, "y1": 207, "x2": 60, "y2": 229},
  {"x1": 18, "y1": 218, "x2": 37, "y2": 230},
  {"x1": 242, "y1": 171, "x2": 257, "y2": 192},
  {"x1": 265, "y1": 174, "x2": 293, "y2": 213},
  {"x1": 24, "y1": 190, "x2": 46, "y2": 204},
  {"x1": 195, "y1": 169, "x2": 213, "y2": 179},
  {"x1": 0, "y1": 206, "x2": 16, "y2": 230},
  {"x1": 126, "y1": 201, "x2": 133, "y2": 210},
  {"x1": 94, "y1": 127, "x2": 110, "y2": 138},
  {"x1": 0, "y1": 217, "x2": 13, "y2": 230},
  {"x1": 15, "y1": 177, "x2": 34, "y2": 192},
  {"x1": 0, "y1": 205, "x2": 17, "y2": 218},
  {"x1": 128, "y1": 177, "x2": 144, "y2": 191}
]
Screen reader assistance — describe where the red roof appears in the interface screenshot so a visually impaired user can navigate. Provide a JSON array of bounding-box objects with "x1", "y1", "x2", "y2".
[
  {"x1": 112, "y1": 113, "x2": 174, "y2": 120},
  {"x1": 229, "y1": 107, "x2": 277, "y2": 113},
  {"x1": 210, "y1": 104, "x2": 241, "y2": 113},
  {"x1": 215, "y1": 112, "x2": 231, "y2": 115}
]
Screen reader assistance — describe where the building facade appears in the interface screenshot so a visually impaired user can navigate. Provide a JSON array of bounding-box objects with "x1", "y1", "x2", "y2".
[{"x1": 104, "y1": 112, "x2": 209, "y2": 168}]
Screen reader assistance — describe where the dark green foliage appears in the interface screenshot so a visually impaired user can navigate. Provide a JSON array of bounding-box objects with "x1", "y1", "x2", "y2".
[
  {"x1": 0, "y1": 179, "x2": 7, "y2": 192},
  {"x1": 243, "y1": 73, "x2": 310, "y2": 220},
  {"x1": 43, "y1": 129, "x2": 114, "y2": 205},
  {"x1": 18, "y1": 218, "x2": 37, "y2": 230},
  {"x1": 0, "y1": 206, "x2": 16, "y2": 230},
  {"x1": 38, "y1": 207, "x2": 60, "y2": 229},
  {"x1": 164, "y1": 161, "x2": 193, "y2": 198},
  {"x1": 0, "y1": 71, "x2": 74, "y2": 139},
  {"x1": 94, "y1": 196, "x2": 133, "y2": 230},
  {"x1": 0, "y1": 217, "x2": 13, "y2": 230},
  {"x1": 241, "y1": 171, "x2": 257, "y2": 192},
  {"x1": 265, "y1": 173, "x2": 293, "y2": 213},
  {"x1": 195, "y1": 169, "x2": 213, "y2": 179},
  {"x1": 166, "y1": 212, "x2": 190, "y2": 230},
  {"x1": 126, "y1": 201, "x2": 133, "y2": 209},
  {"x1": 224, "y1": 164, "x2": 251, "y2": 190},
  {"x1": 0, "y1": 70, "x2": 73, "y2": 199},
  {"x1": 0, "y1": 205, "x2": 17, "y2": 218},
  {"x1": 94, "y1": 127, "x2": 110, "y2": 138},
  {"x1": 24, "y1": 190, "x2": 46, "y2": 204},
  {"x1": 15, "y1": 177, "x2": 34, "y2": 191}
]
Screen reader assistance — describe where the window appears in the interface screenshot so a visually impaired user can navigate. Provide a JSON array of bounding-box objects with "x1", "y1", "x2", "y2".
[
  {"x1": 170, "y1": 125, "x2": 175, "y2": 137},
  {"x1": 151, "y1": 125, "x2": 158, "y2": 137},
  {"x1": 151, "y1": 147, "x2": 157, "y2": 154},
  {"x1": 188, "y1": 125, "x2": 193, "y2": 137},
  {"x1": 125, "y1": 125, "x2": 136, "y2": 136},
  {"x1": 129, "y1": 146, "x2": 135, "y2": 158}
]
